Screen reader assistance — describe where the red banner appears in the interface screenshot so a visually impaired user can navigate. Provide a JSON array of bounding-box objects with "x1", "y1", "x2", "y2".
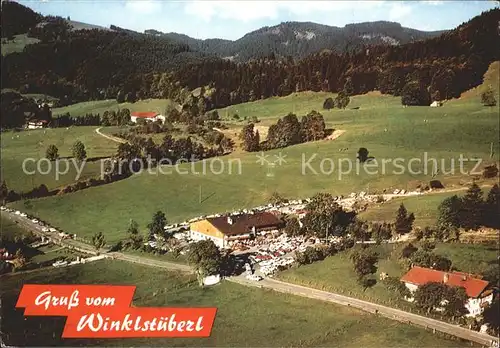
[{"x1": 16, "y1": 284, "x2": 217, "y2": 338}]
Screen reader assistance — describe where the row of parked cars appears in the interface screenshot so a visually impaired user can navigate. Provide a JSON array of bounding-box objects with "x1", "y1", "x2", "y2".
[
  {"x1": 1, "y1": 206, "x2": 72, "y2": 239},
  {"x1": 1, "y1": 206, "x2": 28, "y2": 217}
]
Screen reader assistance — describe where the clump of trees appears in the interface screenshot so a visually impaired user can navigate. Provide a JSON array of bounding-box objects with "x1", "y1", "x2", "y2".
[
  {"x1": 100, "y1": 109, "x2": 131, "y2": 126},
  {"x1": 72, "y1": 140, "x2": 87, "y2": 162},
  {"x1": 187, "y1": 240, "x2": 222, "y2": 286},
  {"x1": 284, "y1": 216, "x2": 302, "y2": 237},
  {"x1": 0, "y1": 179, "x2": 52, "y2": 204},
  {"x1": 295, "y1": 246, "x2": 325, "y2": 265},
  {"x1": 91, "y1": 232, "x2": 106, "y2": 253},
  {"x1": 334, "y1": 91, "x2": 350, "y2": 109},
  {"x1": 301, "y1": 193, "x2": 356, "y2": 239},
  {"x1": 414, "y1": 282, "x2": 468, "y2": 319},
  {"x1": 323, "y1": 97, "x2": 335, "y2": 110},
  {"x1": 122, "y1": 219, "x2": 143, "y2": 250},
  {"x1": 239, "y1": 123, "x2": 260, "y2": 152},
  {"x1": 483, "y1": 297, "x2": 500, "y2": 335},
  {"x1": 147, "y1": 211, "x2": 167, "y2": 241},
  {"x1": 397, "y1": 241, "x2": 452, "y2": 271},
  {"x1": 45, "y1": 144, "x2": 59, "y2": 161},
  {"x1": 241, "y1": 111, "x2": 326, "y2": 152},
  {"x1": 394, "y1": 204, "x2": 415, "y2": 235},
  {"x1": 269, "y1": 191, "x2": 288, "y2": 205},
  {"x1": 350, "y1": 246, "x2": 378, "y2": 289},
  {"x1": 481, "y1": 87, "x2": 497, "y2": 107},
  {"x1": 401, "y1": 80, "x2": 431, "y2": 106},
  {"x1": 384, "y1": 276, "x2": 411, "y2": 298},
  {"x1": 357, "y1": 147, "x2": 369, "y2": 163},
  {"x1": 322, "y1": 91, "x2": 350, "y2": 110},
  {"x1": 437, "y1": 183, "x2": 500, "y2": 231}
]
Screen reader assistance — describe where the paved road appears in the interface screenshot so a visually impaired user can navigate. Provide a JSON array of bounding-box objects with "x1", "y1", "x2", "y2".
[{"x1": 228, "y1": 276, "x2": 499, "y2": 347}]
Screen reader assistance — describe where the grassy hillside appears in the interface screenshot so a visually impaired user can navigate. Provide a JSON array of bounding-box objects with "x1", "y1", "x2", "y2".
[
  {"x1": 0, "y1": 260, "x2": 469, "y2": 347},
  {"x1": 359, "y1": 187, "x2": 494, "y2": 227},
  {"x1": 1, "y1": 127, "x2": 117, "y2": 192},
  {"x1": 52, "y1": 98, "x2": 173, "y2": 117},
  {"x1": 0, "y1": 214, "x2": 32, "y2": 240},
  {"x1": 7, "y1": 63, "x2": 499, "y2": 242},
  {"x1": 1, "y1": 34, "x2": 40, "y2": 56}
]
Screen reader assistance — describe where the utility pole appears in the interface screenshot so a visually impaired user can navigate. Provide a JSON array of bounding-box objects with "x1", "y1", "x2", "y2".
[{"x1": 490, "y1": 142, "x2": 494, "y2": 159}]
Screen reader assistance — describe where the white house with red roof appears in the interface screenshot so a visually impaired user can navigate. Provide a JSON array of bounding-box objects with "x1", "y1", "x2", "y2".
[
  {"x1": 130, "y1": 112, "x2": 165, "y2": 124},
  {"x1": 400, "y1": 266, "x2": 493, "y2": 317}
]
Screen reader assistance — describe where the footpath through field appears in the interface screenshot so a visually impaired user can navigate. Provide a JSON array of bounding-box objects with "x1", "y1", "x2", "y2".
[{"x1": 95, "y1": 127, "x2": 128, "y2": 144}]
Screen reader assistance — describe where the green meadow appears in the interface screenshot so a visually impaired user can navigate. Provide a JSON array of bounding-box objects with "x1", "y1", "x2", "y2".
[
  {"x1": 0, "y1": 260, "x2": 470, "y2": 347},
  {"x1": 1, "y1": 126, "x2": 117, "y2": 192},
  {"x1": 6, "y1": 63, "x2": 500, "y2": 243},
  {"x1": 359, "y1": 186, "x2": 494, "y2": 228},
  {"x1": 1, "y1": 34, "x2": 40, "y2": 56},
  {"x1": 52, "y1": 98, "x2": 173, "y2": 117}
]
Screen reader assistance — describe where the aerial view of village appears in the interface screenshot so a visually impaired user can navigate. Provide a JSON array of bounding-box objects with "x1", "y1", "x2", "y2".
[{"x1": 1, "y1": 0, "x2": 499, "y2": 346}]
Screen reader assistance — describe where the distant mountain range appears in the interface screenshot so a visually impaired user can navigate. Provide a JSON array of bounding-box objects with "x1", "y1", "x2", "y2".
[{"x1": 147, "y1": 21, "x2": 446, "y2": 61}]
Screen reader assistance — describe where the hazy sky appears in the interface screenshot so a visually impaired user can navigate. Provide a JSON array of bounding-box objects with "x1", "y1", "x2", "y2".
[{"x1": 17, "y1": 0, "x2": 500, "y2": 40}]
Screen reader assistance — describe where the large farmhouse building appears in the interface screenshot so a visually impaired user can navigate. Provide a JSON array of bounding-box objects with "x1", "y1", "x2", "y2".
[
  {"x1": 400, "y1": 266, "x2": 493, "y2": 317},
  {"x1": 130, "y1": 112, "x2": 165, "y2": 124},
  {"x1": 189, "y1": 212, "x2": 283, "y2": 248}
]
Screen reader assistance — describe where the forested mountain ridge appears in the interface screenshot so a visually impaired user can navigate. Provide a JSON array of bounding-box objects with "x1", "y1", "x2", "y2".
[
  {"x1": 154, "y1": 21, "x2": 445, "y2": 61},
  {"x1": 165, "y1": 8, "x2": 500, "y2": 111},
  {"x1": 1, "y1": 1, "x2": 210, "y2": 104},
  {"x1": 1, "y1": 0, "x2": 499, "y2": 116}
]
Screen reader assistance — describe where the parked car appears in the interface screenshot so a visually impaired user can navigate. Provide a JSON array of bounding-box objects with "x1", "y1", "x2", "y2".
[
  {"x1": 41, "y1": 227, "x2": 49, "y2": 232},
  {"x1": 52, "y1": 260, "x2": 68, "y2": 268},
  {"x1": 20, "y1": 213, "x2": 27, "y2": 217},
  {"x1": 246, "y1": 274, "x2": 263, "y2": 281}
]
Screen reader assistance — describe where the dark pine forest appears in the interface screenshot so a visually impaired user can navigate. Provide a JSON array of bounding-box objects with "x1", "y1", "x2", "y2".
[{"x1": 1, "y1": 1, "x2": 500, "y2": 111}]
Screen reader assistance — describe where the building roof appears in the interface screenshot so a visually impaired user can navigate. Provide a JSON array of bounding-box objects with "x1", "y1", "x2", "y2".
[
  {"x1": 400, "y1": 266, "x2": 489, "y2": 298},
  {"x1": 207, "y1": 212, "x2": 283, "y2": 236},
  {"x1": 131, "y1": 112, "x2": 159, "y2": 118}
]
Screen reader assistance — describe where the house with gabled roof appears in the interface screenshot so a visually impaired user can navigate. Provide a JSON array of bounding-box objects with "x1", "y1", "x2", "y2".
[
  {"x1": 400, "y1": 266, "x2": 494, "y2": 317},
  {"x1": 130, "y1": 112, "x2": 165, "y2": 124},
  {"x1": 189, "y1": 212, "x2": 283, "y2": 248}
]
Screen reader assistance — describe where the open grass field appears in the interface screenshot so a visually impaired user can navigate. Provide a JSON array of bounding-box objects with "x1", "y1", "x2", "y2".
[
  {"x1": 1, "y1": 34, "x2": 40, "y2": 56},
  {"x1": 359, "y1": 186, "x2": 493, "y2": 227},
  {"x1": 1, "y1": 126, "x2": 117, "y2": 192},
  {"x1": 0, "y1": 260, "x2": 470, "y2": 347},
  {"x1": 7, "y1": 63, "x2": 499, "y2": 243},
  {"x1": 52, "y1": 98, "x2": 173, "y2": 117},
  {"x1": 100, "y1": 123, "x2": 210, "y2": 146},
  {"x1": 278, "y1": 242, "x2": 498, "y2": 309},
  {"x1": 0, "y1": 214, "x2": 32, "y2": 240}
]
